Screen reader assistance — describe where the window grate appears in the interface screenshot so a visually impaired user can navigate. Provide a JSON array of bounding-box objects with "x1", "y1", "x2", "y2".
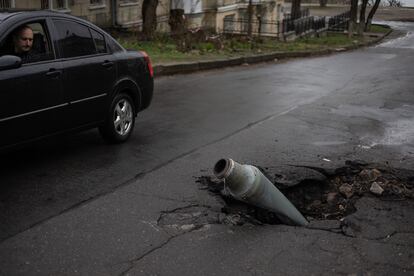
[
  {"x1": 54, "y1": 0, "x2": 66, "y2": 9},
  {"x1": 0, "y1": 0, "x2": 13, "y2": 8},
  {"x1": 41, "y1": 0, "x2": 49, "y2": 9}
]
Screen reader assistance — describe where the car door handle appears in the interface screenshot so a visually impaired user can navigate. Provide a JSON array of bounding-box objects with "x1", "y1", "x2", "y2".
[
  {"x1": 102, "y1": 61, "x2": 114, "y2": 68},
  {"x1": 46, "y1": 69, "x2": 62, "y2": 78}
]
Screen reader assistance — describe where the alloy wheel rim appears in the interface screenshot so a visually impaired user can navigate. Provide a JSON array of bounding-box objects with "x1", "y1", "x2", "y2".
[{"x1": 113, "y1": 99, "x2": 133, "y2": 136}]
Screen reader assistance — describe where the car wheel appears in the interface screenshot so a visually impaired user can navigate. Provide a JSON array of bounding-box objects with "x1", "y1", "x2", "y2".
[{"x1": 99, "y1": 93, "x2": 135, "y2": 143}]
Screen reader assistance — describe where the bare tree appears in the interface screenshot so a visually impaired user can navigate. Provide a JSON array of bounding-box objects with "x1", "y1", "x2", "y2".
[
  {"x1": 142, "y1": 0, "x2": 159, "y2": 40},
  {"x1": 347, "y1": 0, "x2": 382, "y2": 34},
  {"x1": 348, "y1": 0, "x2": 358, "y2": 37},
  {"x1": 365, "y1": 0, "x2": 381, "y2": 31},
  {"x1": 247, "y1": 0, "x2": 254, "y2": 37},
  {"x1": 358, "y1": 0, "x2": 369, "y2": 35},
  {"x1": 170, "y1": 0, "x2": 185, "y2": 36},
  {"x1": 291, "y1": 0, "x2": 302, "y2": 20}
]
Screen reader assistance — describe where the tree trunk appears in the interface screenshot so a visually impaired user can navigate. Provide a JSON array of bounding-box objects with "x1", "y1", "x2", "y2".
[
  {"x1": 169, "y1": 9, "x2": 185, "y2": 36},
  {"x1": 348, "y1": 0, "x2": 358, "y2": 38},
  {"x1": 291, "y1": 0, "x2": 302, "y2": 20},
  {"x1": 247, "y1": 0, "x2": 253, "y2": 37},
  {"x1": 365, "y1": 0, "x2": 381, "y2": 31},
  {"x1": 358, "y1": 0, "x2": 369, "y2": 35},
  {"x1": 319, "y1": 0, "x2": 328, "y2": 8},
  {"x1": 142, "y1": 0, "x2": 159, "y2": 40}
]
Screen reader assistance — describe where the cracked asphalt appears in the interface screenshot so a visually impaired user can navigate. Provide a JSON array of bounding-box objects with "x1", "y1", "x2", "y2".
[{"x1": 0, "y1": 21, "x2": 413, "y2": 275}]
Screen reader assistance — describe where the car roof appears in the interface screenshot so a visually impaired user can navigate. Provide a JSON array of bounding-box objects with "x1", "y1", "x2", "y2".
[{"x1": 0, "y1": 11, "x2": 20, "y2": 22}]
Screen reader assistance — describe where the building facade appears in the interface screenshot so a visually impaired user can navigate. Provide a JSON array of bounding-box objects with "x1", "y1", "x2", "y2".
[
  {"x1": 0, "y1": 0, "x2": 170, "y2": 30},
  {"x1": 1, "y1": 0, "x2": 284, "y2": 34}
]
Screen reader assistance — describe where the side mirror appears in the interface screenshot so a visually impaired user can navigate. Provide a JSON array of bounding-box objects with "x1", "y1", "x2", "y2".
[{"x1": 0, "y1": 55, "x2": 22, "y2": 70}]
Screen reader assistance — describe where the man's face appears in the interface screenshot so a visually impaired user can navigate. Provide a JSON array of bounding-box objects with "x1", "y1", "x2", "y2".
[{"x1": 14, "y1": 28, "x2": 33, "y2": 54}]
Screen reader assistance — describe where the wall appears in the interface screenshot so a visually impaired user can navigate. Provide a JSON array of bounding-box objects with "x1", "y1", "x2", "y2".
[
  {"x1": 15, "y1": 0, "x2": 40, "y2": 9},
  {"x1": 13, "y1": 0, "x2": 285, "y2": 33},
  {"x1": 116, "y1": 1, "x2": 142, "y2": 28},
  {"x1": 69, "y1": 0, "x2": 111, "y2": 27}
]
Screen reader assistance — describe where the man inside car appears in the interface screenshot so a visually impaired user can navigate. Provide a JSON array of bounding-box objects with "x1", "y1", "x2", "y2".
[{"x1": 12, "y1": 25, "x2": 36, "y2": 63}]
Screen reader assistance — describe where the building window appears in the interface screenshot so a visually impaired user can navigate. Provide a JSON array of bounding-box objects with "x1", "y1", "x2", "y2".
[
  {"x1": 40, "y1": 0, "x2": 69, "y2": 10},
  {"x1": 223, "y1": 14, "x2": 235, "y2": 33},
  {"x1": 90, "y1": 0, "x2": 104, "y2": 4},
  {"x1": 41, "y1": 0, "x2": 48, "y2": 9},
  {"x1": 54, "y1": 0, "x2": 67, "y2": 9},
  {"x1": 0, "y1": 0, "x2": 14, "y2": 8}
]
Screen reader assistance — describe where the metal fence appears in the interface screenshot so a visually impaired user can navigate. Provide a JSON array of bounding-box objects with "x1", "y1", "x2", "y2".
[
  {"x1": 282, "y1": 16, "x2": 327, "y2": 35},
  {"x1": 328, "y1": 11, "x2": 350, "y2": 32},
  {"x1": 223, "y1": 16, "x2": 327, "y2": 38},
  {"x1": 221, "y1": 5, "x2": 332, "y2": 39},
  {"x1": 313, "y1": 17, "x2": 326, "y2": 31},
  {"x1": 223, "y1": 18, "x2": 281, "y2": 37},
  {"x1": 283, "y1": 8, "x2": 310, "y2": 21}
]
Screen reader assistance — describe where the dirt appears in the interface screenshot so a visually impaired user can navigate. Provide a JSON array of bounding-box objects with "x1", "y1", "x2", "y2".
[{"x1": 197, "y1": 161, "x2": 414, "y2": 226}]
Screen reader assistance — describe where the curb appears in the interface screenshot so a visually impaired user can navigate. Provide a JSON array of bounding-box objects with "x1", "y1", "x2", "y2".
[
  {"x1": 153, "y1": 51, "x2": 330, "y2": 77},
  {"x1": 153, "y1": 28, "x2": 391, "y2": 77}
]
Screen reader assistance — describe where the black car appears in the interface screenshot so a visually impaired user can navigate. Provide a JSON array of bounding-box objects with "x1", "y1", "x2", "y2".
[{"x1": 0, "y1": 10, "x2": 153, "y2": 150}]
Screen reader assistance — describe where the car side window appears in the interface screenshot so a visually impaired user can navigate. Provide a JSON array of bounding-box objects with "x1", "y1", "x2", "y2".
[
  {"x1": 53, "y1": 19, "x2": 96, "y2": 58},
  {"x1": 90, "y1": 28, "x2": 106, "y2": 54},
  {"x1": 0, "y1": 21, "x2": 54, "y2": 64},
  {"x1": 107, "y1": 37, "x2": 124, "y2": 53}
]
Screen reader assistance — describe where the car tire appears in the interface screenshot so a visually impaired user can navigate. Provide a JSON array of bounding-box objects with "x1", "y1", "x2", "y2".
[{"x1": 99, "y1": 93, "x2": 135, "y2": 143}]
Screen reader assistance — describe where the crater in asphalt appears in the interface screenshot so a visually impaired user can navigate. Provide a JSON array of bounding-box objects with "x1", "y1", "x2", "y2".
[{"x1": 195, "y1": 160, "x2": 414, "y2": 226}]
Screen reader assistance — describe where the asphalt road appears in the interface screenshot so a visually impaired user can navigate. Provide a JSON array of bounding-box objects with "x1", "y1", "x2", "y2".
[{"x1": 0, "y1": 22, "x2": 413, "y2": 275}]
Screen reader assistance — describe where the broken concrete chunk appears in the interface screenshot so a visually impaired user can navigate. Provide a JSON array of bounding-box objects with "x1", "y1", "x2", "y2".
[
  {"x1": 326, "y1": 192, "x2": 338, "y2": 204},
  {"x1": 359, "y1": 169, "x2": 381, "y2": 182},
  {"x1": 371, "y1": 169, "x2": 382, "y2": 180},
  {"x1": 339, "y1": 183, "x2": 354, "y2": 199},
  {"x1": 370, "y1": 182, "x2": 384, "y2": 196}
]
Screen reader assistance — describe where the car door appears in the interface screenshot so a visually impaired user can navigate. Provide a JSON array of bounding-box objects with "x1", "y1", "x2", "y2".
[
  {"x1": 0, "y1": 20, "x2": 64, "y2": 148},
  {"x1": 52, "y1": 19, "x2": 116, "y2": 129}
]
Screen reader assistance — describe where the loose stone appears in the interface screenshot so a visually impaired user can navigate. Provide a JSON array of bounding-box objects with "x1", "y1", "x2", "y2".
[
  {"x1": 339, "y1": 183, "x2": 354, "y2": 199},
  {"x1": 370, "y1": 182, "x2": 384, "y2": 196}
]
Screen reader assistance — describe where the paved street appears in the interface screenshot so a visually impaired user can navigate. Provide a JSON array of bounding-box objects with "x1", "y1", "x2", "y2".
[{"x1": 0, "y1": 21, "x2": 413, "y2": 275}]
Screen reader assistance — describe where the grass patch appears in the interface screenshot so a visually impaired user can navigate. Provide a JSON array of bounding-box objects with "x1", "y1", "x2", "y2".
[
  {"x1": 115, "y1": 32, "x2": 375, "y2": 64},
  {"x1": 368, "y1": 24, "x2": 390, "y2": 33},
  {"x1": 299, "y1": 33, "x2": 366, "y2": 47}
]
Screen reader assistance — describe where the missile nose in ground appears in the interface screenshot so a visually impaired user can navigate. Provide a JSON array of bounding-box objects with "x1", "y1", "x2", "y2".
[{"x1": 214, "y1": 158, "x2": 308, "y2": 226}]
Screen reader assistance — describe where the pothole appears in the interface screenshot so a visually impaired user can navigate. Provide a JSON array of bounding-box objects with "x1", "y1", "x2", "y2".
[{"x1": 197, "y1": 160, "x2": 414, "y2": 226}]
